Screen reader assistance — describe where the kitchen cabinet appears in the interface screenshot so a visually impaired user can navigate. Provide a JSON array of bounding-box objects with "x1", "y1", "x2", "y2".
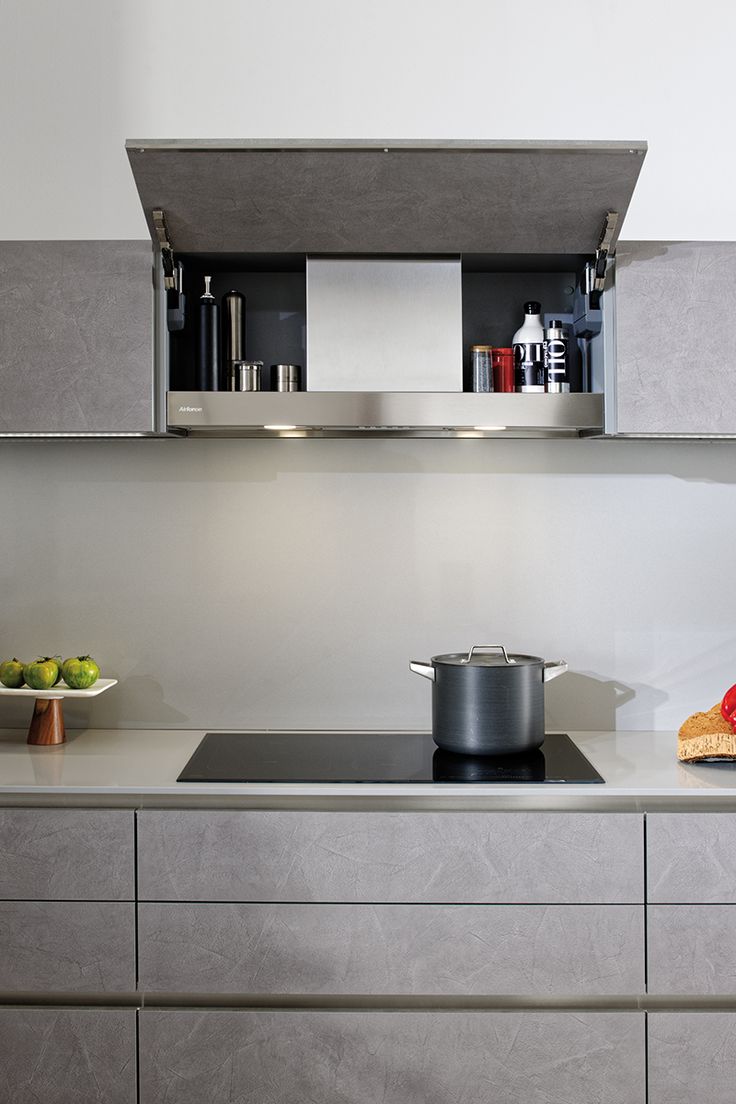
[
  {"x1": 137, "y1": 809, "x2": 644, "y2": 902},
  {"x1": 0, "y1": 808, "x2": 136, "y2": 997},
  {"x1": 0, "y1": 901, "x2": 135, "y2": 992},
  {"x1": 615, "y1": 241, "x2": 736, "y2": 435},
  {"x1": 0, "y1": 241, "x2": 157, "y2": 435},
  {"x1": 647, "y1": 812, "x2": 736, "y2": 901},
  {"x1": 138, "y1": 902, "x2": 644, "y2": 996},
  {"x1": 648, "y1": 1013, "x2": 736, "y2": 1104},
  {"x1": 6, "y1": 801, "x2": 736, "y2": 1102},
  {"x1": 138, "y1": 1009, "x2": 646, "y2": 1104},
  {"x1": 125, "y1": 140, "x2": 646, "y2": 438},
  {"x1": 0, "y1": 808, "x2": 135, "y2": 899},
  {"x1": 0, "y1": 1008, "x2": 136, "y2": 1104}
]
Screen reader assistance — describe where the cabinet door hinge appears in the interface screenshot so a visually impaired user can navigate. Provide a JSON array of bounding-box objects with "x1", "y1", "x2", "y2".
[
  {"x1": 152, "y1": 209, "x2": 177, "y2": 290},
  {"x1": 593, "y1": 211, "x2": 620, "y2": 290}
]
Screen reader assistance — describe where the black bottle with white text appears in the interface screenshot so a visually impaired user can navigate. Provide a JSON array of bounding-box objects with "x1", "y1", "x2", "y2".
[{"x1": 512, "y1": 301, "x2": 545, "y2": 392}]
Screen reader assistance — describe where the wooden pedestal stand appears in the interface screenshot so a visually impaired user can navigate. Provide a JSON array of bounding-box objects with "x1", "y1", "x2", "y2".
[
  {"x1": 27, "y1": 697, "x2": 65, "y2": 746},
  {"x1": 0, "y1": 679, "x2": 118, "y2": 747}
]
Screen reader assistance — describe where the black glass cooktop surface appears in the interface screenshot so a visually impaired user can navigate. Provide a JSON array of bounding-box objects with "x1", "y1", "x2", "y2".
[{"x1": 177, "y1": 732, "x2": 603, "y2": 784}]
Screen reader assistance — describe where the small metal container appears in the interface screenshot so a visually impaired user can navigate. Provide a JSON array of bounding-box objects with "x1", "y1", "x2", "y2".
[
  {"x1": 229, "y1": 360, "x2": 262, "y2": 392},
  {"x1": 544, "y1": 320, "x2": 570, "y2": 393},
  {"x1": 470, "y1": 345, "x2": 493, "y2": 392},
  {"x1": 271, "y1": 364, "x2": 302, "y2": 392}
]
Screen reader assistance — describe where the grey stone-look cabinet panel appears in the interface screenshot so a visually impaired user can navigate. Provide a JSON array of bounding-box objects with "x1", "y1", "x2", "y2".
[
  {"x1": 0, "y1": 808, "x2": 134, "y2": 900},
  {"x1": 647, "y1": 813, "x2": 736, "y2": 902},
  {"x1": 137, "y1": 810, "x2": 644, "y2": 903},
  {"x1": 0, "y1": 901, "x2": 135, "y2": 992},
  {"x1": 648, "y1": 905, "x2": 736, "y2": 994},
  {"x1": 0, "y1": 240, "x2": 153, "y2": 433},
  {"x1": 138, "y1": 902, "x2": 644, "y2": 996},
  {"x1": 139, "y1": 1009, "x2": 645, "y2": 1104},
  {"x1": 649, "y1": 1013, "x2": 736, "y2": 1104},
  {"x1": 616, "y1": 241, "x2": 736, "y2": 434},
  {"x1": 0, "y1": 1008, "x2": 136, "y2": 1104}
]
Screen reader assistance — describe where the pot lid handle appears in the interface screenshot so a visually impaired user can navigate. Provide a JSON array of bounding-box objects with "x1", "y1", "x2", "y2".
[{"x1": 462, "y1": 645, "x2": 516, "y2": 665}]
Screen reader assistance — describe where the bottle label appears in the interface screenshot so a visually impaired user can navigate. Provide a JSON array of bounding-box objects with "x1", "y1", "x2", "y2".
[
  {"x1": 514, "y1": 342, "x2": 545, "y2": 391},
  {"x1": 544, "y1": 337, "x2": 569, "y2": 387}
]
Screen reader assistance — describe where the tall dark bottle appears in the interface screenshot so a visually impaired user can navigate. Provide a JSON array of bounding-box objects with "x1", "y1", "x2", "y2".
[{"x1": 197, "y1": 275, "x2": 220, "y2": 390}]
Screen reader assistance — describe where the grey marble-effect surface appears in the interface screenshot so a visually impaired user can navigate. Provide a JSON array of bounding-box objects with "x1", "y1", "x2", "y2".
[
  {"x1": 0, "y1": 901, "x2": 135, "y2": 992},
  {"x1": 139, "y1": 1008, "x2": 645, "y2": 1104},
  {"x1": 128, "y1": 145, "x2": 644, "y2": 255},
  {"x1": 616, "y1": 241, "x2": 736, "y2": 434},
  {"x1": 649, "y1": 1013, "x2": 736, "y2": 1104},
  {"x1": 138, "y1": 902, "x2": 644, "y2": 996},
  {"x1": 647, "y1": 812, "x2": 736, "y2": 902},
  {"x1": 0, "y1": 808, "x2": 134, "y2": 899},
  {"x1": 0, "y1": 1008, "x2": 136, "y2": 1104},
  {"x1": 2, "y1": 729, "x2": 736, "y2": 808},
  {"x1": 138, "y1": 809, "x2": 643, "y2": 902},
  {"x1": 648, "y1": 905, "x2": 736, "y2": 994},
  {"x1": 0, "y1": 240, "x2": 153, "y2": 432}
]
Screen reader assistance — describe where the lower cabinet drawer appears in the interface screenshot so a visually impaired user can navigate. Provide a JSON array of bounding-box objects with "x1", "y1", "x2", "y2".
[
  {"x1": 138, "y1": 903, "x2": 644, "y2": 996},
  {"x1": 649, "y1": 1013, "x2": 736, "y2": 1104},
  {"x1": 648, "y1": 905, "x2": 736, "y2": 994},
  {"x1": 0, "y1": 1008, "x2": 136, "y2": 1104},
  {"x1": 138, "y1": 810, "x2": 644, "y2": 903},
  {"x1": 0, "y1": 902, "x2": 135, "y2": 993},
  {"x1": 139, "y1": 1009, "x2": 645, "y2": 1104}
]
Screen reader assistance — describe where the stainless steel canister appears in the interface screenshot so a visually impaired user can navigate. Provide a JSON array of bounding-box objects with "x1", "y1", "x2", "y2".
[
  {"x1": 271, "y1": 364, "x2": 302, "y2": 392},
  {"x1": 229, "y1": 360, "x2": 262, "y2": 392}
]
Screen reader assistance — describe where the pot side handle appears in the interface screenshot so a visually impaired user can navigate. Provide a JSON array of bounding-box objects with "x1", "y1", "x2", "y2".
[
  {"x1": 543, "y1": 660, "x2": 568, "y2": 682},
  {"x1": 410, "y1": 661, "x2": 435, "y2": 682}
]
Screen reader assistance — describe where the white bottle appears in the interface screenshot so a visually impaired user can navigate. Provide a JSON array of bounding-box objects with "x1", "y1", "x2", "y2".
[{"x1": 512, "y1": 301, "x2": 545, "y2": 393}]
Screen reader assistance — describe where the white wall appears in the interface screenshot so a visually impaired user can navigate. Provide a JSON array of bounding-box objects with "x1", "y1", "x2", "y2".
[
  {"x1": 1, "y1": 0, "x2": 735, "y2": 241},
  {"x1": 1, "y1": 0, "x2": 736, "y2": 733}
]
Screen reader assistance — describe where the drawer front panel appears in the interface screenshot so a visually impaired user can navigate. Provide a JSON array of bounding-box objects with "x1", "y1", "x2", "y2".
[
  {"x1": 138, "y1": 810, "x2": 644, "y2": 903},
  {"x1": 0, "y1": 808, "x2": 134, "y2": 900},
  {"x1": 140, "y1": 1009, "x2": 645, "y2": 1104},
  {"x1": 649, "y1": 1013, "x2": 736, "y2": 1104},
  {"x1": 138, "y1": 903, "x2": 644, "y2": 996},
  {"x1": 0, "y1": 1008, "x2": 136, "y2": 1104},
  {"x1": 0, "y1": 902, "x2": 135, "y2": 993},
  {"x1": 648, "y1": 905, "x2": 736, "y2": 994},
  {"x1": 648, "y1": 813, "x2": 736, "y2": 902}
]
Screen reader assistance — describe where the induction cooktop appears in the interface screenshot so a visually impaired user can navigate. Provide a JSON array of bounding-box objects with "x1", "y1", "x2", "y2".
[{"x1": 177, "y1": 731, "x2": 603, "y2": 784}]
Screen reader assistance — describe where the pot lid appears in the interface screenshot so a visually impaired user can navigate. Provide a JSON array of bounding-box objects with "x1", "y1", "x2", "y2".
[
  {"x1": 125, "y1": 139, "x2": 646, "y2": 255},
  {"x1": 433, "y1": 646, "x2": 543, "y2": 667}
]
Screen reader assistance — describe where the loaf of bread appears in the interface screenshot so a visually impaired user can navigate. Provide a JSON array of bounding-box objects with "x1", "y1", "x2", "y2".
[{"x1": 678, "y1": 703, "x2": 736, "y2": 761}]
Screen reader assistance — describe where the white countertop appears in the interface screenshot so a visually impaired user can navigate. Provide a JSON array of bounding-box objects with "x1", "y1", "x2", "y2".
[{"x1": 2, "y1": 727, "x2": 736, "y2": 809}]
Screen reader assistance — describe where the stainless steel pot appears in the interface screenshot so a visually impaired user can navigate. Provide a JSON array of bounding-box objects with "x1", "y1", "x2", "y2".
[{"x1": 410, "y1": 644, "x2": 567, "y2": 757}]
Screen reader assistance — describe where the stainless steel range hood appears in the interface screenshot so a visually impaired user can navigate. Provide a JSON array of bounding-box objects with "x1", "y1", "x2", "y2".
[{"x1": 168, "y1": 391, "x2": 604, "y2": 437}]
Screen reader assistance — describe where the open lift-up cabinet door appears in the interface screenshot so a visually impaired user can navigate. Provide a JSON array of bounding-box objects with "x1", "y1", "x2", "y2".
[{"x1": 126, "y1": 140, "x2": 647, "y2": 437}]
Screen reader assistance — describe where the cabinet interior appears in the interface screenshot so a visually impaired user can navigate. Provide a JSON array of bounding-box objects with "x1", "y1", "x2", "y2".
[
  {"x1": 165, "y1": 251, "x2": 603, "y2": 397},
  {"x1": 168, "y1": 253, "x2": 306, "y2": 392}
]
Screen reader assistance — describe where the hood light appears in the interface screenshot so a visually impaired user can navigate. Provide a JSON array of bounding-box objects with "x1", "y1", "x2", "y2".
[
  {"x1": 472, "y1": 426, "x2": 507, "y2": 432},
  {"x1": 263, "y1": 424, "x2": 298, "y2": 431}
]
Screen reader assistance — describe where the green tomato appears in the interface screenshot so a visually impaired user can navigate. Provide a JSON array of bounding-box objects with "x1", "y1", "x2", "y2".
[
  {"x1": 0, "y1": 658, "x2": 26, "y2": 688},
  {"x1": 23, "y1": 657, "x2": 61, "y2": 691},
  {"x1": 61, "y1": 655, "x2": 100, "y2": 690}
]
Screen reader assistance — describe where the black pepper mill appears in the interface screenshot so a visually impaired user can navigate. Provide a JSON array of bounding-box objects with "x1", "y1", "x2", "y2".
[{"x1": 197, "y1": 275, "x2": 220, "y2": 390}]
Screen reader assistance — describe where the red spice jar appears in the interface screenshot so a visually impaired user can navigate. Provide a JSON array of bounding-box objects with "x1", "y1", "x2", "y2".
[{"x1": 492, "y1": 347, "x2": 514, "y2": 393}]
